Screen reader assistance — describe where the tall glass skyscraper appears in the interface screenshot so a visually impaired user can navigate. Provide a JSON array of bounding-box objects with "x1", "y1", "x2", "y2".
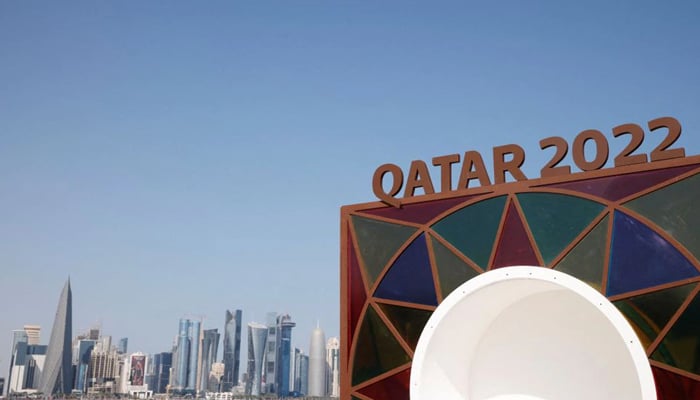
[
  {"x1": 117, "y1": 338, "x2": 128, "y2": 354},
  {"x1": 200, "y1": 329, "x2": 220, "y2": 392},
  {"x1": 264, "y1": 312, "x2": 278, "y2": 394},
  {"x1": 151, "y1": 352, "x2": 172, "y2": 394},
  {"x1": 38, "y1": 279, "x2": 73, "y2": 395},
  {"x1": 222, "y1": 309, "x2": 242, "y2": 391},
  {"x1": 245, "y1": 323, "x2": 268, "y2": 396},
  {"x1": 187, "y1": 320, "x2": 201, "y2": 391},
  {"x1": 172, "y1": 319, "x2": 191, "y2": 392},
  {"x1": 74, "y1": 340, "x2": 95, "y2": 393},
  {"x1": 276, "y1": 314, "x2": 296, "y2": 396}
]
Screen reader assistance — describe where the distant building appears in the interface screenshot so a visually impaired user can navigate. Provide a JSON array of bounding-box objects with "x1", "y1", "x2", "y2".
[
  {"x1": 276, "y1": 314, "x2": 296, "y2": 396},
  {"x1": 264, "y1": 312, "x2": 277, "y2": 394},
  {"x1": 200, "y1": 329, "x2": 220, "y2": 392},
  {"x1": 38, "y1": 279, "x2": 73, "y2": 395},
  {"x1": 293, "y1": 348, "x2": 309, "y2": 396},
  {"x1": 208, "y1": 362, "x2": 224, "y2": 392},
  {"x1": 7, "y1": 343, "x2": 47, "y2": 394},
  {"x1": 150, "y1": 352, "x2": 172, "y2": 394},
  {"x1": 171, "y1": 318, "x2": 201, "y2": 394},
  {"x1": 7, "y1": 329, "x2": 28, "y2": 395},
  {"x1": 117, "y1": 338, "x2": 128, "y2": 355},
  {"x1": 23, "y1": 326, "x2": 41, "y2": 345},
  {"x1": 308, "y1": 326, "x2": 326, "y2": 396},
  {"x1": 222, "y1": 309, "x2": 242, "y2": 391},
  {"x1": 0, "y1": 377, "x2": 4, "y2": 395},
  {"x1": 86, "y1": 346, "x2": 121, "y2": 394},
  {"x1": 326, "y1": 337, "x2": 339, "y2": 397},
  {"x1": 245, "y1": 323, "x2": 268, "y2": 396},
  {"x1": 74, "y1": 340, "x2": 95, "y2": 393}
]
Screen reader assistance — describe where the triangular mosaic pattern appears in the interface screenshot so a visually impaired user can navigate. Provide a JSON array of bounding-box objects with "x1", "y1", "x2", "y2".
[
  {"x1": 517, "y1": 192, "x2": 604, "y2": 265},
  {"x1": 378, "y1": 303, "x2": 433, "y2": 350},
  {"x1": 357, "y1": 368, "x2": 411, "y2": 400},
  {"x1": 614, "y1": 283, "x2": 696, "y2": 349},
  {"x1": 492, "y1": 202, "x2": 540, "y2": 269},
  {"x1": 361, "y1": 195, "x2": 477, "y2": 225},
  {"x1": 651, "y1": 290, "x2": 700, "y2": 375},
  {"x1": 351, "y1": 215, "x2": 418, "y2": 288},
  {"x1": 625, "y1": 172, "x2": 700, "y2": 262},
  {"x1": 432, "y1": 195, "x2": 507, "y2": 269},
  {"x1": 348, "y1": 235, "x2": 368, "y2": 355},
  {"x1": 607, "y1": 211, "x2": 699, "y2": 297},
  {"x1": 553, "y1": 215, "x2": 609, "y2": 292},
  {"x1": 374, "y1": 234, "x2": 438, "y2": 306},
  {"x1": 430, "y1": 234, "x2": 480, "y2": 298},
  {"x1": 352, "y1": 305, "x2": 411, "y2": 386},
  {"x1": 543, "y1": 163, "x2": 700, "y2": 202}
]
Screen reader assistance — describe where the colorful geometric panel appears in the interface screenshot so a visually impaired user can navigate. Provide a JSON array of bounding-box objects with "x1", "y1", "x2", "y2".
[
  {"x1": 361, "y1": 195, "x2": 477, "y2": 225},
  {"x1": 491, "y1": 201, "x2": 540, "y2": 269},
  {"x1": 651, "y1": 290, "x2": 700, "y2": 375},
  {"x1": 351, "y1": 215, "x2": 418, "y2": 288},
  {"x1": 614, "y1": 283, "x2": 696, "y2": 350},
  {"x1": 378, "y1": 303, "x2": 433, "y2": 350},
  {"x1": 357, "y1": 368, "x2": 411, "y2": 400},
  {"x1": 553, "y1": 214, "x2": 608, "y2": 291},
  {"x1": 543, "y1": 163, "x2": 699, "y2": 202},
  {"x1": 374, "y1": 234, "x2": 438, "y2": 306},
  {"x1": 652, "y1": 366, "x2": 700, "y2": 400},
  {"x1": 352, "y1": 305, "x2": 411, "y2": 386},
  {"x1": 430, "y1": 235, "x2": 480, "y2": 298},
  {"x1": 432, "y1": 195, "x2": 507, "y2": 269},
  {"x1": 607, "y1": 211, "x2": 699, "y2": 296},
  {"x1": 625, "y1": 172, "x2": 700, "y2": 261},
  {"x1": 348, "y1": 235, "x2": 368, "y2": 352},
  {"x1": 517, "y1": 192, "x2": 605, "y2": 265}
]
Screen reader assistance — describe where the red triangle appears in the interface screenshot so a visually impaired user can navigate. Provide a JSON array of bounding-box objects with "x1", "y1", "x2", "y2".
[
  {"x1": 653, "y1": 366, "x2": 700, "y2": 399},
  {"x1": 361, "y1": 194, "x2": 478, "y2": 225},
  {"x1": 491, "y1": 202, "x2": 541, "y2": 269},
  {"x1": 348, "y1": 233, "x2": 367, "y2": 365},
  {"x1": 357, "y1": 368, "x2": 410, "y2": 400},
  {"x1": 543, "y1": 164, "x2": 700, "y2": 202}
]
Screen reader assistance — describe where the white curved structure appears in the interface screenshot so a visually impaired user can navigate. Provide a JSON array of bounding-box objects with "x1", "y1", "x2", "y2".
[
  {"x1": 411, "y1": 266, "x2": 656, "y2": 400},
  {"x1": 308, "y1": 326, "x2": 326, "y2": 396}
]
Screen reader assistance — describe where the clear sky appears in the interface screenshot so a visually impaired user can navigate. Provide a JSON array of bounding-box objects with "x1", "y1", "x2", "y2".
[{"x1": 2, "y1": 0, "x2": 700, "y2": 378}]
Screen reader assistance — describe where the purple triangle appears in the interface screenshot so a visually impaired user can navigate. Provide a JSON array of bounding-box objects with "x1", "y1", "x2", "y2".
[
  {"x1": 374, "y1": 234, "x2": 438, "y2": 306},
  {"x1": 607, "y1": 211, "x2": 699, "y2": 296},
  {"x1": 361, "y1": 195, "x2": 478, "y2": 225},
  {"x1": 544, "y1": 164, "x2": 699, "y2": 202}
]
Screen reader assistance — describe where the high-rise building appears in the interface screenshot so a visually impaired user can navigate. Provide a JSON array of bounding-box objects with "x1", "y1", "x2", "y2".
[
  {"x1": 39, "y1": 279, "x2": 73, "y2": 395},
  {"x1": 187, "y1": 320, "x2": 201, "y2": 392},
  {"x1": 7, "y1": 330, "x2": 29, "y2": 395},
  {"x1": 264, "y1": 312, "x2": 277, "y2": 394},
  {"x1": 86, "y1": 346, "x2": 121, "y2": 394},
  {"x1": 117, "y1": 338, "x2": 128, "y2": 355},
  {"x1": 200, "y1": 329, "x2": 220, "y2": 392},
  {"x1": 7, "y1": 343, "x2": 47, "y2": 394},
  {"x1": 222, "y1": 309, "x2": 242, "y2": 391},
  {"x1": 308, "y1": 326, "x2": 326, "y2": 397},
  {"x1": 172, "y1": 319, "x2": 191, "y2": 392},
  {"x1": 74, "y1": 340, "x2": 95, "y2": 393},
  {"x1": 293, "y1": 348, "x2": 309, "y2": 396},
  {"x1": 245, "y1": 323, "x2": 268, "y2": 396},
  {"x1": 208, "y1": 362, "x2": 224, "y2": 392},
  {"x1": 276, "y1": 314, "x2": 296, "y2": 396},
  {"x1": 150, "y1": 352, "x2": 172, "y2": 394},
  {"x1": 24, "y1": 326, "x2": 41, "y2": 345},
  {"x1": 326, "y1": 337, "x2": 340, "y2": 397}
]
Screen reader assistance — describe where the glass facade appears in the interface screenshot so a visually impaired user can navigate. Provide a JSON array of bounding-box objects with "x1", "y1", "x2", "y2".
[
  {"x1": 276, "y1": 315, "x2": 296, "y2": 396},
  {"x1": 38, "y1": 279, "x2": 73, "y2": 395},
  {"x1": 245, "y1": 323, "x2": 268, "y2": 396},
  {"x1": 342, "y1": 160, "x2": 700, "y2": 400},
  {"x1": 200, "y1": 329, "x2": 220, "y2": 392},
  {"x1": 222, "y1": 309, "x2": 242, "y2": 391}
]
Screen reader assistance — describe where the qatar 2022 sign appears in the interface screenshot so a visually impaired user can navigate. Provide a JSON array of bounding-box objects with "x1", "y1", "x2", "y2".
[{"x1": 341, "y1": 116, "x2": 700, "y2": 400}]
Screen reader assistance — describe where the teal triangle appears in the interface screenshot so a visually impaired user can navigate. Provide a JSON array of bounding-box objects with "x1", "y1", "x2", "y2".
[
  {"x1": 351, "y1": 215, "x2": 417, "y2": 288},
  {"x1": 517, "y1": 192, "x2": 605, "y2": 265},
  {"x1": 431, "y1": 196, "x2": 507, "y2": 269}
]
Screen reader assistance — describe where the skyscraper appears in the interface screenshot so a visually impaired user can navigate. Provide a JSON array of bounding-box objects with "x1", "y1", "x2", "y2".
[
  {"x1": 74, "y1": 340, "x2": 95, "y2": 393},
  {"x1": 151, "y1": 352, "x2": 172, "y2": 394},
  {"x1": 38, "y1": 279, "x2": 73, "y2": 395},
  {"x1": 7, "y1": 330, "x2": 28, "y2": 395},
  {"x1": 264, "y1": 312, "x2": 277, "y2": 394},
  {"x1": 172, "y1": 319, "x2": 191, "y2": 392},
  {"x1": 276, "y1": 314, "x2": 296, "y2": 396},
  {"x1": 245, "y1": 323, "x2": 268, "y2": 396},
  {"x1": 293, "y1": 349, "x2": 309, "y2": 396},
  {"x1": 222, "y1": 309, "x2": 242, "y2": 391},
  {"x1": 24, "y1": 326, "x2": 40, "y2": 345},
  {"x1": 326, "y1": 337, "x2": 340, "y2": 397},
  {"x1": 308, "y1": 326, "x2": 326, "y2": 397},
  {"x1": 117, "y1": 338, "x2": 128, "y2": 354},
  {"x1": 187, "y1": 320, "x2": 201, "y2": 392},
  {"x1": 200, "y1": 329, "x2": 220, "y2": 392}
]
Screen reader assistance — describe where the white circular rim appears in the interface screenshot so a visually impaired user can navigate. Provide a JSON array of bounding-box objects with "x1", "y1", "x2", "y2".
[{"x1": 410, "y1": 266, "x2": 657, "y2": 400}]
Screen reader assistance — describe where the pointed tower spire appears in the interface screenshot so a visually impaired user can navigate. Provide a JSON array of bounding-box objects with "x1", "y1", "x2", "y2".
[{"x1": 38, "y1": 279, "x2": 73, "y2": 394}]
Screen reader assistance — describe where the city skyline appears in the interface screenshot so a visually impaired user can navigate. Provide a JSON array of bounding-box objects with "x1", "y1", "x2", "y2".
[{"x1": 2, "y1": 1, "x2": 700, "y2": 396}]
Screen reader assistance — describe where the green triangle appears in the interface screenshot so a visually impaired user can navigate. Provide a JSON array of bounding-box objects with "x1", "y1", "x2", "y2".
[
  {"x1": 351, "y1": 215, "x2": 417, "y2": 288},
  {"x1": 552, "y1": 215, "x2": 608, "y2": 291},
  {"x1": 431, "y1": 236, "x2": 480, "y2": 298},
  {"x1": 625, "y1": 173, "x2": 700, "y2": 261},
  {"x1": 518, "y1": 192, "x2": 605, "y2": 265},
  {"x1": 650, "y1": 288, "x2": 700, "y2": 374},
  {"x1": 352, "y1": 305, "x2": 411, "y2": 386},
  {"x1": 378, "y1": 303, "x2": 433, "y2": 350},
  {"x1": 431, "y1": 196, "x2": 507, "y2": 269},
  {"x1": 614, "y1": 283, "x2": 696, "y2": 350}
]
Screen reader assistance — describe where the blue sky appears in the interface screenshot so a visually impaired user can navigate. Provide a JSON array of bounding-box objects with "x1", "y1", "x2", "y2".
[{"x1": 1, "y1": 0, "x2": 700, "y2": 376}]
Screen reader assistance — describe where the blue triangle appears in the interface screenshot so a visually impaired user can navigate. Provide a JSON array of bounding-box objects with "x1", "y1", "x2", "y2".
[
  {"x1": 374, "y1": 234, "x2": 438, "y2": 306},
  {"x1": 607, "y1": 212, "x2": 699, "y2": 296}
]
